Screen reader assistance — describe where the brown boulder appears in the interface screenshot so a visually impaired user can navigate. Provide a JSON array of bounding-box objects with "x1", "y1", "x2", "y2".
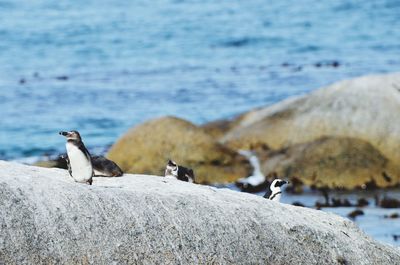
[
  {"x1": 107, "y1": 116, "x2": 250, "y2": 183},
  {"x1": 221, "y1": 73, "x2": 400, "y2": 166},
  {"x1": 261, "y1": 137, "x2": 400, "y2": 189}
]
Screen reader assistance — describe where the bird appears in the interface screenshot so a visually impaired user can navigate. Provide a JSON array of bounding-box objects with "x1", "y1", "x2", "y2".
[
  {"x1": 91, "y1": 155, "x2": 123, "y2": 177},
  {"x1": 164, "y1": 160, "x2": 195, "y2": 183},
  {"x1": 264, "y1": 179, "x2": 288, "y2": 202},
  {"x1": 59, "y1": 130, "x2": 93, "y2": 185}
]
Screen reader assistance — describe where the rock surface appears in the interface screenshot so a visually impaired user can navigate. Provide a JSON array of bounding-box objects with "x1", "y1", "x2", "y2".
[
  {"x1": 0, "y1": 161, "x2": 399, "y2": 264},
  {"x1": 261, "y1": 136, "x2": 400, "y2": 189},
  {"x1": 107, "y1": 116, "x2": 250, "y2": 183},
  {"x1": 220, "y1": 73, "x2": 400, "y2": 188}
]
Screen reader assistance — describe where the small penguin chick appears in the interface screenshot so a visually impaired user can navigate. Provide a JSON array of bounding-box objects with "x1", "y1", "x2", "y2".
[
  {"x1": 164, "y1": 160, "x2": 195, "y2": 183},
  {"x1": 264, "y1": 179, "x2": 288, "y2": 202},
  {"x1": 59, "y1": 130, "x2": 93, "y2": 185}
]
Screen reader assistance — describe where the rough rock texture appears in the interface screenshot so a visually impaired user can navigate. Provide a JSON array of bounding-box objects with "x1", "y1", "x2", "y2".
[
  {"x1": 262, "y1": 136, "x2": 400, "y2": 189},
  {"x1": 222, "y1": 73, "x2": 400, "y2": 156},
  {"x1": 107, "y1": 116, "x2": 250, "y2": 183},
  {"x1": 0, "y1": 161, "x2": 399, "y2": 264},
  {"x1": 201, "y1": 117, "x2": 243, "y2": 139},
  {"x1": 220, "y1": 73, "x2": 400, "y2": 188}
]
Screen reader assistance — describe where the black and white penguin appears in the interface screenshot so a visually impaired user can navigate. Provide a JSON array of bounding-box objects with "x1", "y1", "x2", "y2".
[
  {"x1": 59, "y1": 131, "x2": 93, "y2": 185},
  {"x1": 164, "y1": 160, "x2": 195, "y2": 183},
  {"x1": 91, "y1": 155, "x2": 123, "y2": 177},
  {"x1": 264, "y1": 179, "x2": 288, "y2": 202}
]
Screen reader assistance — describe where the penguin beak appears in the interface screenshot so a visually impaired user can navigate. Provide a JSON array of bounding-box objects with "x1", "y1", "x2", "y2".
[{"x1": 59, "y1": 131, "x2": 69, "y2": 137}]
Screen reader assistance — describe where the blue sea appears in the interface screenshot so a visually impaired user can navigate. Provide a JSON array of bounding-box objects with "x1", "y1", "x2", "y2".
[
  {"x1": 1, "y1": 0, "x2": 400, "y2": 160},
  {"x1": 1, "y1": 0, "x2": 400, "y2": 247}
]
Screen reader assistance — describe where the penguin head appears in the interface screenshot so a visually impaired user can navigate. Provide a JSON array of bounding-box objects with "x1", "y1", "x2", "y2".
[
  {"x1": 165, "y1": 160, "x2": 178, "y2": 177},
  {"x1": 270, "y1": 179, "x2": 288, "y2": 192},
  {"x1": 59, "y1": 130, "x2": 82, "y2": 141}
]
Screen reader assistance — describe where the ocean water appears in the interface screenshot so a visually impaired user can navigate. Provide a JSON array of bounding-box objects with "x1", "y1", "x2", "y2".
[{"x1": 0, "y1": 0, "x2": 400, "y2": 160}]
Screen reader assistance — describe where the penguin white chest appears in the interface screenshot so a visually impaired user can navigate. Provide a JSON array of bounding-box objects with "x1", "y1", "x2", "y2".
[{"x1": 66, "y1": 143, "x2": 93, "y2": 182}]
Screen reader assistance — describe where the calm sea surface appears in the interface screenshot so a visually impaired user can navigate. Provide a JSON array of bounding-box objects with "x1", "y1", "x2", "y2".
[
  {"x1": 1, "y1": 0, "x2": 399, "y2": 160},
  {"x1": 0, "y1": 0, "x2": 400, "y2": 247}
]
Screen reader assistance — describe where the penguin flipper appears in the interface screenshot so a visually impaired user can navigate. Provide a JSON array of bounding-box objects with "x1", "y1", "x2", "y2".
[{"x1": 61, "y1": 154, "x2": 73, "y2": 178}]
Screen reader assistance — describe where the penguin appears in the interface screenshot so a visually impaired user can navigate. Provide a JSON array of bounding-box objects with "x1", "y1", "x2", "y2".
[
  {"x1": 59, "y1": 131, "x2": 93, "y2": 185},
  {"x1": 91, "y1": 155, "x2": 123, "y2": 177},
  {"x1": 264, "y1": 179, "x2": 288, "y2": 202},
  {"x1": 164, "y1": 160, "x2": 195, "y2": 183}
]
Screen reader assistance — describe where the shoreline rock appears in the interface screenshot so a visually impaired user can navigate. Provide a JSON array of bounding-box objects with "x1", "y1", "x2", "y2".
[
  {"x1": 214, "y1": 73, "x2": 400, "y2": 189},
  {"x1": 31, "y1": 72, "x2": 400, "y2": 189},
  {"x1": 1, "y1": 161, "x2": 399, "y2": 264},
  {"x1": 261, "y1": 136, "x2": 400, "y2": 189},
  {"x1": 107, "y1": 116, "x2": 251, "y2": 184}
]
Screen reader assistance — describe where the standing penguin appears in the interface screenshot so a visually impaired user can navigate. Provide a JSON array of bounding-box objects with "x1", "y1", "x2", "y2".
[
  {"x1": 264, "y1": 179, "x2": 288, "y2": 202},
  {"x1": 164, "y1": 160, "x2": 195, "y2": 183},
  {"x1": 59, "y1": 131, "x2": 93, "y2": 185}
]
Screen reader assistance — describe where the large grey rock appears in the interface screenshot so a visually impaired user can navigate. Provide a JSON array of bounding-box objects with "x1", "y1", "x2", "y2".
[{"x1": 0, "y1": 160, "x2": 399, "y2": 264}]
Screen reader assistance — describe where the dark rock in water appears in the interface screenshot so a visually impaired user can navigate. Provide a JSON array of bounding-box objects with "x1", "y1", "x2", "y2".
[
  {"x1": 384, "y1": 213, "x2": 399, "y2": 219},
  {"x1": 393, "y1": 235, "x2": 400, "y2": 241},
  {"x1": 19, "y1": 78, "x2": 26, "y2": 84},
  {"x1": 380, "y1": 197, "x2": 400, "y2": 208},
  {"x1": 331, "y1": 61, "x2": 340, "y2": 68},
  {"x1": 315, "y1": 201, "x2": 329, "y2": 209},
  {"x1": 319, "y1": 187, "x2": 330, "y2": 205},
  {"x1": 292, "y1": 201, "x2": 305, "y2": 207},
  {"x1": 314, "y1": 61, "x2": 340, "y2": 68},
  {"x1": 356, "y1": 198, "x2": 369, "y2": 207},
  {"x1": 347, "y1": 209, "x2": 364, "y2": 220},
  {"x1": 342, "y1": 199, "x2": 352, "y2": 207},
  {"x1": 331, "y1": 198, "x2": 353, "y2": 207},
  {"x1": 315, "y1": 197, "x2": 354, "y2": 208},
  {"x1": 56, "y1": 75, "x2": 69, "y2": 81},
  {"x1": 374, "y1": 194, "x2": 381, "y2": 206}
]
